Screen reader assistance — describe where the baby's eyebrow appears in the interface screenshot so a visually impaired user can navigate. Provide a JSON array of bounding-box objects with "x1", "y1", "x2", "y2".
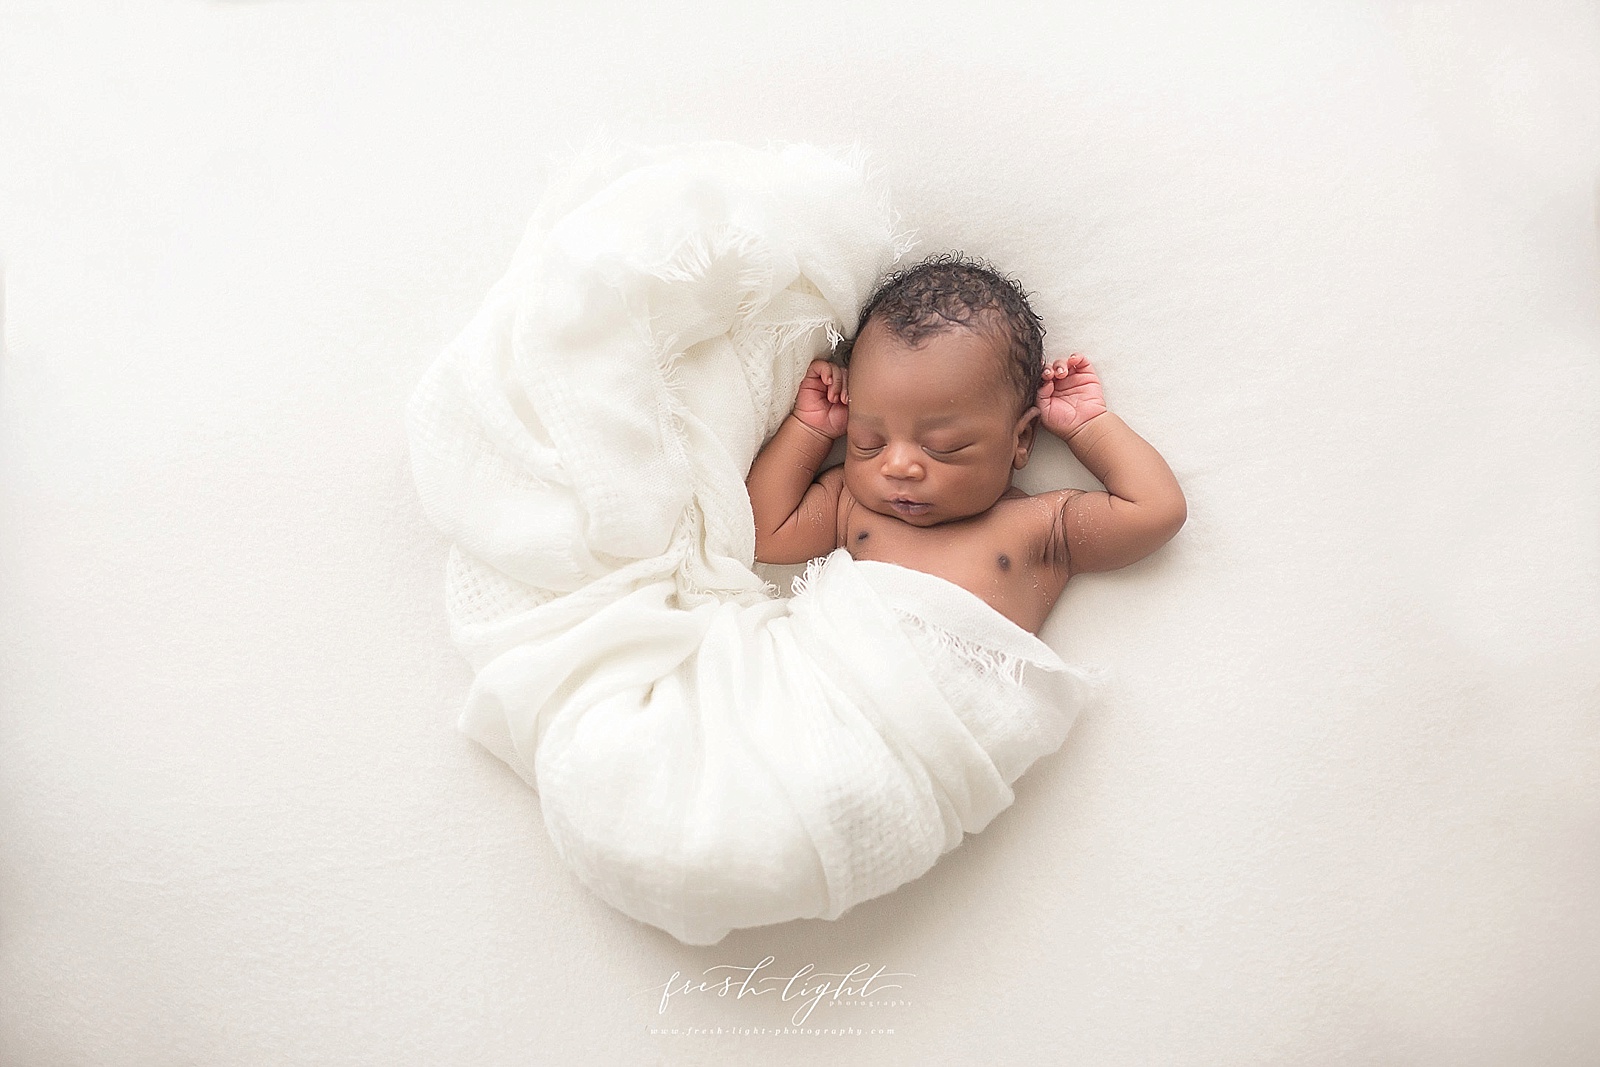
[{"x1": 849, "y1": 411, "x2": 965, "y2": 428}]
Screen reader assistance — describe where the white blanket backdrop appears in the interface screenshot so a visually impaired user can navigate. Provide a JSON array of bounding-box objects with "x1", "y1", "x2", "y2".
[{"x1": 2, "y1": 1, "x2": 1596, "y2": 1064}]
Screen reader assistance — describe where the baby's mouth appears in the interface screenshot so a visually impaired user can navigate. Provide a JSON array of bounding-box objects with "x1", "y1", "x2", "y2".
[{"x1": 888, "y1": 497, "x2": 932, "y2": 516}]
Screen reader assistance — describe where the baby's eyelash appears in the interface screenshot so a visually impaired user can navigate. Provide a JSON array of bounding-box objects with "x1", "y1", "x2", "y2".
[{"x1": 851, "y1": 443, "x2": 971, "y2": 458}]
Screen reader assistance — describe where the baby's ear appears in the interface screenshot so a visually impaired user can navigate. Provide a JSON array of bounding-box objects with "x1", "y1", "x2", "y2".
[{"x1": 1013, "y1": 405, "x2": 1041, "y2": 468}]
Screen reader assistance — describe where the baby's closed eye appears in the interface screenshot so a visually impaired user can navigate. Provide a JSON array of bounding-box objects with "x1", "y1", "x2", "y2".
[{"x1": 847, "y1": 436, "x2": 972, "y2": 459}]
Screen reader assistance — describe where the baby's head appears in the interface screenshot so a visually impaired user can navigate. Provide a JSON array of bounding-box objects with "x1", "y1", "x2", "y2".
[{"x1": 837, "y1": 254, "x2": 1045, "y2": 526}]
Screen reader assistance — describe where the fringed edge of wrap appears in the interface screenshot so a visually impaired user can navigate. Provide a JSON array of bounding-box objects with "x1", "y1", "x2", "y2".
[{"x1": 791, "y1": 551, "x2": 1104, "y2": 693}]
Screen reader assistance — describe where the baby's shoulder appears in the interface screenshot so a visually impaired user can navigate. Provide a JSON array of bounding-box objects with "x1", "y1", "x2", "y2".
[
  {"x1": 992, "y1": 485, "x2": 1075, "y2": 517},
  {"x1": 999, "y1": 485, "x2": 1090, "y2": 516},
  {"x1": 992, "y1": 487, "x2": 1090, "y2": 571},
  {"x1": 817, "y1": 465, "x2": 853, "y2": 547}
]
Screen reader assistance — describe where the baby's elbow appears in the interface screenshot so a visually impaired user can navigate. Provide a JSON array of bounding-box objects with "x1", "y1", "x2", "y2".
[
  {"x1": 752, "y1": 529, "x2": 779, "y2": 565},
  {"x1": 753, "y1": 526, "x2": 801, "y2": 566},
  {"x1": 1142, "y1": 492, "x2": 1185, "y2": 552},
  {"x1": 1158, "y1": 493, "x2": 1187, "y2": 544}
]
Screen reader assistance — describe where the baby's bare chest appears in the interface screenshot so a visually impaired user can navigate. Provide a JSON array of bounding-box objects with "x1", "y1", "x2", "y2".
[{"x1": 838, "y1": 494, "x2": 1063, "y2": 633}]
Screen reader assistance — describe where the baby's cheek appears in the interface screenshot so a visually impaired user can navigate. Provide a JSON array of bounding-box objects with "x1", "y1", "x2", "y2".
[{"x1": 977, "y1": 460, "x2": 1014, "y2": 498}]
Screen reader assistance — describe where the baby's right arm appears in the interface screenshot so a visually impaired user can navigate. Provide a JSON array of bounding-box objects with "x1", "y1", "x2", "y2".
[{"x1": 745, "y1": 359, "x2": 849, "y2": 564}]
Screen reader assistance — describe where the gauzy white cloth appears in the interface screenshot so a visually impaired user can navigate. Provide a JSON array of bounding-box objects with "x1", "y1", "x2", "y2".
[{"x1": 405, "y1": 141, "x2": 1095, "y2": 945}]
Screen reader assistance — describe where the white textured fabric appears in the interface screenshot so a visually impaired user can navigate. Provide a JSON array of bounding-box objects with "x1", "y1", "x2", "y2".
[{"x1": 405, "y1": 140, "x2": 1094, "y2": 945}]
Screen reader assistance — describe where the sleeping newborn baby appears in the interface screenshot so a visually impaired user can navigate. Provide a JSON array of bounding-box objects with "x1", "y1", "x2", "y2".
[{"x1": 746, "y1": 254, "x2": 1186, "y2": 635}]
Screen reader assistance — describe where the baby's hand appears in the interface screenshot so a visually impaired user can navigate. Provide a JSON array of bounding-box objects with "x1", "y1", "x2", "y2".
[
  {"x1": 792, "y1": 358, "x2": 849, "y2": 439},
  {"x1": 1038, "y1": 354, "x2": 1109, "y2": 439}
]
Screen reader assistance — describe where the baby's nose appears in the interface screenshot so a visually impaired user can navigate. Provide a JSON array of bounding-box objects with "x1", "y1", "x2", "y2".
[{"x1": 882, "y1": 445, "x2": 925, "y2": 479}]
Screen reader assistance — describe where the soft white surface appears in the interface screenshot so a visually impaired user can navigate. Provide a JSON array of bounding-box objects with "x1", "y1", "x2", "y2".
[{"x1": 1, "y1": 1, "x2": 1596, "y2": 1063}]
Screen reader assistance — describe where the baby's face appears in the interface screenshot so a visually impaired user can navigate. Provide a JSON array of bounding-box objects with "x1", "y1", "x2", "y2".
[{"x1": 843, "y1": 318, "x2": 1038, "y2": 527}]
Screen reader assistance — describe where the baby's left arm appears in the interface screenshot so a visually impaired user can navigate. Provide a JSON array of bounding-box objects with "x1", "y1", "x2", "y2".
[{"x1": 1035, "y1": 355, "x2": 1186, "y2": 576}]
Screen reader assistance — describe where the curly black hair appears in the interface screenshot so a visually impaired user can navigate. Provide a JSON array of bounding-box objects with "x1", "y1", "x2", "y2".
[{"x1": 838, "y1": 252, "x2": 1045, "y2": 415}]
